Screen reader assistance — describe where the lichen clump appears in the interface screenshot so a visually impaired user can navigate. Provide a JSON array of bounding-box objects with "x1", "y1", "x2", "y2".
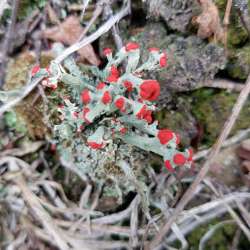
[{"x1": 31, "y1": 42, "x2": 193, "y2": 178}]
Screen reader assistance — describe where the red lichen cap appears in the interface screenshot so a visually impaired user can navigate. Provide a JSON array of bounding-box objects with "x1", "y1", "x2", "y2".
[
  {"x1": 107, "y1": 65, "x2": 120, "y2": 83},
  {"x1": 50, "y1": 143, "x2": 56, "y2": 152},
  {"x1": 72, "y1": 111, "x2": 78, "y2": 118},
  {"x1": 120, "y1": 127, "x2": 127, "y2": 135},
  {"x1": 102, "y1": 91, "x2": 112, "y2": 104},
  {"x1": 103, "y1": 48, "x2": 112, "y2": 56},
  {"x1": 165, "y1": 160, "x2": 175, "y2": 172},
  {"x1": 160, "y1": 52, "x2": 167, "y2": 67},
  {"x1": 173, "y1": 153, "x2": 186, "y2": 166},
  {"x1": 125, "y1": 42, "x2": 140, "y2": 52},
  {"x1": 81, "y1": 89, "x2": 91, "y2": 104},
  {"x1": 31, "y1": 65, "x2": 40, "y2": 76},
  {"x1": 148, "y1": 47, "x2": 160, "y2": 52},
  {"x1": 144, "y1": 110, "x2": 152, "y2": 123},
  {"x1": 136, "y1": 105, "x2": 153, "y2": 124},
  {"x1": 123, "y1": 81, "x2": 133, "y2": 92},
  {"x1": 136, "y1": 105, "x2": 147, "y2": 119},
  {"x1": 139, "y1": 80, "x2": 160, "y2": 101},
  {"x1": 157, "y1": 129, "x2": 174, "y2": 145},
  {"x1": 87, "y1": 142, "x2": 104, "y2": 149},
  {"x1": 96, "y1": 82, "x2": 106, "y2": 90},
  {"x1": 115, "y1": 97, "x2": 125, "y2": 112}
]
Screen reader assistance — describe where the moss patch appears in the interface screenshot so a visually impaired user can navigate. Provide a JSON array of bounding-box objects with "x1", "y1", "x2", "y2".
[
  {"x1": 191, "y1": 88, "x2": 250, "y2": 145},
  {"x1": 4, "y1": 51, "x2": 53, "y2": 139}
]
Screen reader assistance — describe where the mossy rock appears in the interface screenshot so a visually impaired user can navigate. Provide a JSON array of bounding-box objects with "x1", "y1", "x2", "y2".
[
  {"x1": 4, "y1": 51, "x2": 53, "y2": 139},
  {"x1": 226, "y1": 44, "x2": 250, "y2": 80},
  {"x1": 191, "y1": 88, "x2": 250, "y2": 145}
]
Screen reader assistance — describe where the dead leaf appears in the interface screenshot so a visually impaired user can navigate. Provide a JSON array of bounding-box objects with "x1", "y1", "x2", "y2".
[
  {"x1": 43, "y1": 15, "x2": 100, "y2": 66},
  {"x1": 196, "y1": 0, "x2": 224, "y2": 42}
]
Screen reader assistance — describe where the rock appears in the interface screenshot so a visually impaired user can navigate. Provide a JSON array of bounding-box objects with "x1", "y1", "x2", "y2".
[
  {"x1": 145, "y1": 0, "x2": 199, "y2": 33},
  {"x1": 156, "y1": 35, "x2": 226, "y2": 96}
]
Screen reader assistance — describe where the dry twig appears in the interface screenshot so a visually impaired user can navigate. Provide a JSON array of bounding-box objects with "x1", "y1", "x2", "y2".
[{"x1": 0, "y1": 0, "x2": 20, "y2": 88}]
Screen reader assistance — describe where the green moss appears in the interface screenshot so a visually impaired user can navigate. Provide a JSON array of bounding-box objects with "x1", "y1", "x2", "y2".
[
  {"x1": 4, "y1": 51, "x2": 54, "y2": 139},
  {"x1": 186, "y1": 219, "x2": 236, "y2": 250},
  {"x1": 4, "y1": 111, "x2": 27, "y2": 134},
  {"x1": 228, "y1": 25, "x2": 248, "y2": 48},
  {"x1": 191, "y1": 89, "x2": 250, "y2": 145}
]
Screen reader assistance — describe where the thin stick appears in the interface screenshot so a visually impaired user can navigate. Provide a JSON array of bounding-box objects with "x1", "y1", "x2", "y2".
[
  {"x1": 202, "y1": 78, "x2": 245, "y2": 92},
  {"x1": 78, "y1": 0, "x2": 108, "y2": 41},
  {"x1": 54, "y1": 0, "x2": 130, "y2": 64},
  {"x1": 80, "y1": 0, "x2": 91, "y2": 20},
  {"x1": 149, "y1": 74, "x2": 250, "y2": 249},
  {"x1": 223, "y1": 0, "x2": 233, "y2": 48}
]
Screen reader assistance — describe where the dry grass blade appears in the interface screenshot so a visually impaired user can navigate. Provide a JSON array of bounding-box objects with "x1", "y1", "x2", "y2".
[
  {"x1": 13, "y1": 175, "x2": 71, "y2": 250},
  {"x1": 130, "y1": 195, "x2": 139, "y2": 248},
  {"x1": 149, "y1": 73, "x2": 250, "y2": 249},
  {"x1": 0, "y1": 0, "x2": 19, "y2": 87}
]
